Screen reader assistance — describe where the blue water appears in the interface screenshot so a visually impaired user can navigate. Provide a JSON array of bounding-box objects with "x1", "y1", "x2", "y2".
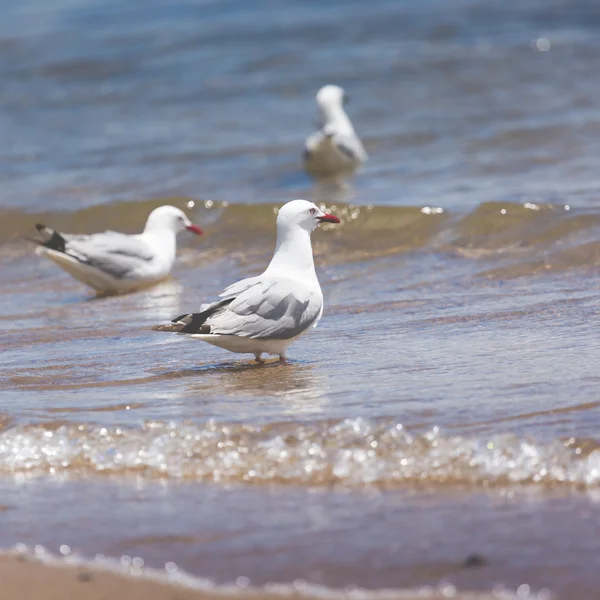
[{"x1": 3, "y1": 0, "x2": 600, "y2": 210}]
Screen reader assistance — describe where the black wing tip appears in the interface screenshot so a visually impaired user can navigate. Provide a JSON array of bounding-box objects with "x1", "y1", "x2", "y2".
[
  {"x1": 34, "y1": 224, "x2": 66, "y2": 252},
  {"x1": 172, "y1": 313, "x2": 190, "y2": 324},
  {"x1": 155, "y1": 298, "x2": 234, "y2": 335},
  {"x1": 178, "y1": 312, "x2": 212, "y2": 334},
  {"x1": 152, "y1": 313, "x2": 211, "y2": 335}
]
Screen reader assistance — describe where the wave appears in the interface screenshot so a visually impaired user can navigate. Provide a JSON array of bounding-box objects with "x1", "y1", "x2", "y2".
[
  {"x1": 4, "y1": 198, "x2": 600, "y2": 275},
  {"x1": 0, "y1": 417, "x2": 597, "y2": 487}
]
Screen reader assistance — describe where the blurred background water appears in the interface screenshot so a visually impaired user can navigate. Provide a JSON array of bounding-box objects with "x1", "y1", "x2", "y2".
[
  {"x1": 3, "y1": 0, "x2": 600, "y2": 210},
  {"x1": 2, "y1": 0, "x2": 600, "y2": 598}
]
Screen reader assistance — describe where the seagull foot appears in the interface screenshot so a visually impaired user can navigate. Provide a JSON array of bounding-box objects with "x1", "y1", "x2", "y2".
[
  {"x1": 278, "y1": 355, "x2": 287, "y2": 364},
  {"x1": 254, "y1": 353, "x2": 265, "y2": 363}
]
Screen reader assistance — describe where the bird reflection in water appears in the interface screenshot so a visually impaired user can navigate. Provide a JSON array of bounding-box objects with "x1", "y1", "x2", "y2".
[{"x1": 164, "y1": 361, "x2": 331, "y2": 417}]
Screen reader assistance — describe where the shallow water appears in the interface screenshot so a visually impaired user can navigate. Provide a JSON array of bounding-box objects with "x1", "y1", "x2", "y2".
[{"x1": 2, "y1": 0, "x2": 600, "y2": 598}]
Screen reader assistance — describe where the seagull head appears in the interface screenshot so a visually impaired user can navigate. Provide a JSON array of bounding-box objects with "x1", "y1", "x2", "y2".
[
  {"x1": 316, "y1": 84, "x2": 347, "y2": 109},
  {"x1": 145, "y1": 205, "x2": 203, "y2": 236},
  {"x1": 315, "y1": 85, "x2": 350, "y2": 129},
  {"x1": 277, "y1": 199, "x2": 340, "y2": 233}
]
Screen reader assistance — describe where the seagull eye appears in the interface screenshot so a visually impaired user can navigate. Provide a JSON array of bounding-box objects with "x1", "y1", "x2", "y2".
[{"x1": 309, "y1": 208, "x2": 316, "y2": 215}]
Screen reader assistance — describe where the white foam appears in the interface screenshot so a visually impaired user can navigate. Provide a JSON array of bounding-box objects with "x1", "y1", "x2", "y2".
[{"x1": 0, "y1": 418, "x2": 597, "y2": 487}]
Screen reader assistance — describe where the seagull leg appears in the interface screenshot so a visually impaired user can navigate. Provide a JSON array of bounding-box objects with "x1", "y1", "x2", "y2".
[
  {"x1": 254, "y1": 353, "x2": 264, "y2": 363},
  {"x1": 278, "y1": 354, "x2": 287, "y2": 364}
]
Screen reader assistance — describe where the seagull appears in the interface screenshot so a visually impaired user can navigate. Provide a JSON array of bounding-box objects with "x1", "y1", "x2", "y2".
[
  {"x1": 30, "y1": 205, "x2": 203, "y2": 295},
  {"x1": 152, "y1": 199, "x2": 340, "y2": 362},
  {"x1": 303, "y1": 84, "x2": 367, "y2": 182}
]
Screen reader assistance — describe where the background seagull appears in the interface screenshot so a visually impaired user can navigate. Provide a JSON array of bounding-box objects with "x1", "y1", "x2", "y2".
[
  {"x1": 153, "y1": 199, "x2": 340, "y2": 362},
  {"x1": 303, "y1": 84, "x2": 367, "y2": 182},
  {"x1": 30, "y1": 205, "x2": 203, "y2": 296}
]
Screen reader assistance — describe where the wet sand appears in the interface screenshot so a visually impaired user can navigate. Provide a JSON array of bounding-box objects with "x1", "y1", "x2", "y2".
[{"x1": 0, "y1": 479, "x2": 595, "y2": 598}]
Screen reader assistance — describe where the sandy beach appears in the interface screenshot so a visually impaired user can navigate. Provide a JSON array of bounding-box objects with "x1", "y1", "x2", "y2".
[
  {"x1": 0, "y1": 553, "x2": 528, "y2": 600},
  {"x1": 0, "y1": 555, "x2": 205, "y2": 600}
]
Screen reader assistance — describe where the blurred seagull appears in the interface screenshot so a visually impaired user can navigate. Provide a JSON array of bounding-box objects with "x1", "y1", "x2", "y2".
[
  {"x1": 152, "y1": 199, "x2": 340, "y2": 362},
  {"x1": 31, "y1": 205, "x2": 203, "y2": 295},
  {"x1": 303, "y1": 84, "x2": 367, "y2": 182}
]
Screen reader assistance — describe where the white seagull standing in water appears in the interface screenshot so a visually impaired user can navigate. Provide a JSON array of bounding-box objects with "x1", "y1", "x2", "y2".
[
  {"x1": 303, "y1": 84, "x2": 367, "y2": 182},
  {"x1": 31, "y1": 205, "x2": 203, "y2": 296},
  {"x1": 152, "y1": 199, "x2": 340, "y2": 362}
]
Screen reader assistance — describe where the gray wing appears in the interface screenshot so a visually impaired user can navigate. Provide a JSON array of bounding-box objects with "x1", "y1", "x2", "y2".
[
  {"x1": 207, "y1": 277, "x2": 323, "y2": 340},
  {"x1": 219, "y1": 275, "x2": 263, "y2": 300},
  {"x1": 197, "y1": 276, "x2": 262, "y2": 311},
  {"x1": 332, "y1": 131, "x2": 368, "y2": 163},
  {"x1": 64, "y1": 232, "x2": 154, "y2": 279}
]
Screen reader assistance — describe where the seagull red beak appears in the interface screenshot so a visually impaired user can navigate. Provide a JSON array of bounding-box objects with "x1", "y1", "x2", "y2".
[
  {"x1": 317, "y1": 213, "x2": 340, "y2": 224},
  {"x1": 185, "y1": 224, "x2": 203, "y2": 235}
]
